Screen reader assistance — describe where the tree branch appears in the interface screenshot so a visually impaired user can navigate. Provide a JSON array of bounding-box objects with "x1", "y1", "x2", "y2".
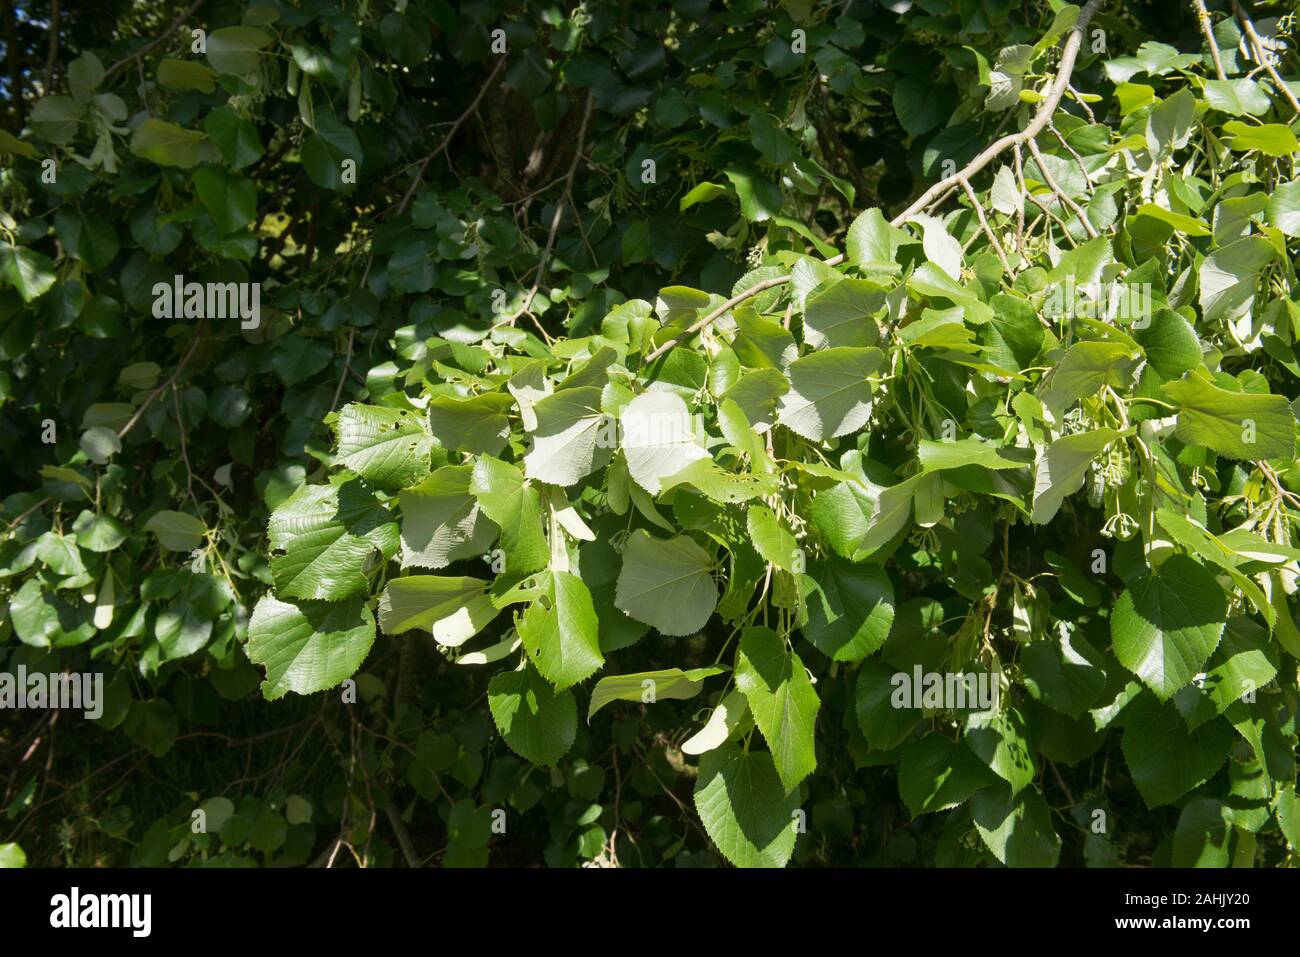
[
  {"x1": 642, "y1": 0, "x2": 1106, "y2": 364},
  {"x1": 1233, "y1": 0, "x2": 1300, "y2": 115},
  {"x1": 1193, "y1": 0, "x2": 1227, "y2": 81}
]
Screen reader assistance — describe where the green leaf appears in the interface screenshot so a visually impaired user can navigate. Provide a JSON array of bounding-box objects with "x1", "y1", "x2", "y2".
[
  {"x1": 1112, "y1": 554, "x2": 1226, "y2": 700},
  {"x1": 979, "y1": 293, "x2": 1045, "y2": 372},
  {"x1": 487, "y1": 665, "x2": 577, "y2": 767},
  {"x1": 524, "y1": 386, "x2": 613, "y2": 487},
  {"x1": 1174, "y1": 616, "x2": 1279, "y2": 728},
  {"x1": 679, "y1": 181, "x2": 730, "y2": 211},
  {"x1": 1145, "y1": 87, "x2": 1196, "y2": 157},
  {"x1": 519, "y1": 571, "x2": 604, "y2": 691},
  {"x1": 898, "y1": 733, "x2": 999, "y2": 816},
  {"x1": 1268, "y1": 179, "x2": 1300, "y2": 238},
  {"x1": 587, "y1": 666, "x2": 726, "y2": 721},
  {"x1": 302, "y1": 112, "x2": 363, "y2": 191},
  {"x1": 203, "y1": 107, "x2": 264, "y2": 169},
  {"x1": 815, "y1": 473, "x2": 922, "y2": 560},
  {"x1": 469, "y1": 457, "x2": 547, "y2": 574},
  {"x1": 427, "y1": 393, "x2": 513, "y2": 456},
  {"x1": 963, "y1": 707, "x2": 1034, "y2": 794},
  {"x1": 129, "y1": 119, "x2": 210, "y2": 169},
  {"x1": 397, "y1": 466, "x2": 496, "y2": 569},
  {"x1": 723, "y1": 164, "x2": 783, "y2": 222},
  {"x1": 1199, "y1": 236, "x2": 1274, "y2": 324},
  {"x1": 1121, "y1": 694, "x2": 1233, "y2": 807},
  {"x1": 272, "y1": 335, "x2": 331, "y2": 386},
  {"x1": 844, "y1": 207, "x2": 905, "y2": 277},
  {"x1": 0, "y1": 245, "x2": 57, "y2": 301},
  {"x1": 1172, "y1": 797, "x2": 1232, "y2": 866},
  {"x1": 78, "y1": 426, "x2": 120, "y2": 464},
  {"x1": 723, "y1": 368, "x2": 789, "y2": 431},
  {"x1": 1222, "y1": 120, "x2": 1299, "y2": 156},
  {"x1": 157, "y1": 58, "x2": 217, "y2": 93},
  {"x1": 1031, "y1": 429, "x2": 1120, "y2": 524},
  {"x1": 777, "y1": 346, "x2": 885, "y2": 441},
  {"x1": 746, "y1": 504, "x2": 799, "y2": 571},
  {"x1": 662, "y1": 458, "x2": 779, "y2": 504},
  {"x1": 35, "y1": 532, "x2": 85, "y2": 577},
  {"x1": 1021, "y1": 627, "x2": 1107, "y2": 718},
  {"x1": 1134, "y1": 308, "x2": 1200, "y2": 378},
  {"x1": 267, "y1": 480, "x2": 398, "y2": 600},
  {"x1": 0, "y1": 129, "x2": 39, "y2": 159},
  {"x1": 1163, "y1": 373, "x2": 1296, "y2": 461},
  {"x1": 1276, "y1": 785, "x2": 1300, "y2": 849},
  {"x1": 614, "y1": 530, "x2": 718, "y2": 636},
  {"x1": 735, "y1": 626, "x2": 819, "y2": 793},
  {"x1": 155, "y1": 592, "x2": 214, "y2": 661},
  {"x1": 620, "y1": 390, "x2": 708, "y2": 494},
  {"x1": 0, "y1": 843, "x2": 26, "y2": 868},
  {"x1": 855, "y1": 660, "x2": 922, "y2": 750},
  {"x1": 247, "y1": 595, "x2": 376, "y2": 700},
  {"x1": 682, "y1": 690, "x2": 750, "y2": 756},
  {"x1": 1039, "y1": 341, "x2": 1137, "y2": 415},
  {"x1": 893, "y1": 75, "x2": 952, "y2": 135},
  {"x1": 970, "y1": 784, "x2": 1062, "y2": 867},
  {"x1": 205, "y1": 25, "x2": 273, "y2": 75},
  {"x1": 193, "y1": 165, "x2": 257, "y2": 234},
  {"x1": 918, "y1": 437, "x2": 1034, "y2": 472},
  {"x1": 29, "y1": 96, "x2": 84, "y2": 143},
  {"x1": 143, "y1": 510, "x2": 207, "y2": 552},
  {"x1": 799, "y1": 555, "x2": 895, "y2": 662},
  {"x1": 332, "y1": 403, "x2": 434, "y2": 489},
  {"x1": 72, "y1": 511, "x2": 127, "y2": 552},
  {"x1": 694, "y1": 745, "x2": 799, "y2": 868},
  {"x1": 377, "y1": 574, "x2": 492, "y2": 637},
  {"x1": 802, "y1": 278, "x2": 885, "y2": 349},
  {"x1": 1134, "y1": 203, "x2": 1210, "y2": 236},
  {"x1": 54, "y1": 209, "x2": 119, "y2": 270}
]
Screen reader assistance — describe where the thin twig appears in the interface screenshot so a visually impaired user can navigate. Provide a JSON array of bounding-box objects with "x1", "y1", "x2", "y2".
[
  {"x1": 384, "y1": 800, "x2": 420, "y2": 868},
  {"x1": 504, "y1": 92, "x2": 595, "y2": 326},
  {"x1": 1027, "y1": 138, "x2": 1099, "y2": 238},
  {"x1": 116, "y1": 331, "x2": 205, "y2": 440},
  {"x1": 331, "y1": 327, "x2": 356, "y2": 412},
  {"x1": 1049, "y1": 121, "x2": 1094, "y2": 193},
  {"x1": 643, "y1": 275, "x2": 804, "y2": 364},
  {"x1": 172, "y1": 383, "x2": 200, "y2": 513},
  {"x1": 397, "y1": 58, "x2": 506, "y2": 215},
  {"x1": 959, "y1": 176, "x2": 1013, "y2": 274},
  {"x1": 4, "y1": 496, "x2": 51, "y2": 531},
  {"x1": 1067, "y1": 83, "x2": 1097, "y2": 123},
  {"x1": 1013, "y1": 144, "x2": 1027, "y2": 254},
  {"x1": 43, "y1": 0, "x2": 60, "y2": 91}
]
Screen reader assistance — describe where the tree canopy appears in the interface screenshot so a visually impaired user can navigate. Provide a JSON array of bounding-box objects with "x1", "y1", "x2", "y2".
[{"x1": 3, "y1": 0, "x2": 1300, "y2": 869}]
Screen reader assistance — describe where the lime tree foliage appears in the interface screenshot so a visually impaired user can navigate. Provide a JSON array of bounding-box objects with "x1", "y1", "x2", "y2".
[{"x1": 3, "y1": 0, "x2": 1300, "y2": 869}]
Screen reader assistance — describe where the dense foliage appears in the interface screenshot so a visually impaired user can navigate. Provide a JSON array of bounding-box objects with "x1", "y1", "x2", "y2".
[{"x1": 3, "y1": 0, "x2": 1300, "y2": 869}]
